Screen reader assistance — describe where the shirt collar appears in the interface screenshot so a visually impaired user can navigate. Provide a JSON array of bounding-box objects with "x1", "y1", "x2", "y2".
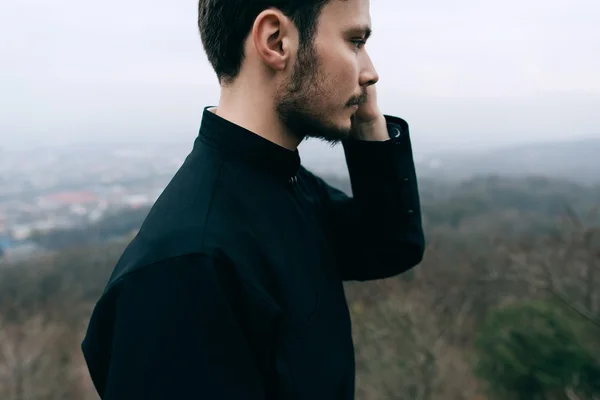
[{"x1": 196, "y1": 106, "x2": 301, "y2": 181}]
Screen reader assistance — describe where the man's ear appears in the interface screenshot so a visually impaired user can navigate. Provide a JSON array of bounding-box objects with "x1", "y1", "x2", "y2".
[{"x1": 251, "y1": 10, "x2": 295, "y2": 72}]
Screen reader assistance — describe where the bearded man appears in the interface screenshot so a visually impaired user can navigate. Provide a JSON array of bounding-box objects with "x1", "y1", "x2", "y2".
[{"x1": 81, "y1": 0, "x2": 425, "y2": 398}]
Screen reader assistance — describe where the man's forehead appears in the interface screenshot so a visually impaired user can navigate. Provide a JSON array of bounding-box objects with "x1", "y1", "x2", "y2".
[{"x1": 319, "y1": 0, "x2": 372, "y2": 30}]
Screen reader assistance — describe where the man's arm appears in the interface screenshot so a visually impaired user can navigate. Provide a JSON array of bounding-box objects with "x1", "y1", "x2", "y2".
[
  {"x1": 81, "y1": 253, "x2": 270, "y2": 399},
  {"x1": 312, "y1": 115, "x2": 425, "y2": 281}
]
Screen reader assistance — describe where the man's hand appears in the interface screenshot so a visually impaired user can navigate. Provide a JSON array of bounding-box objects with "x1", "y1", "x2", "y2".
[{"x1": 350, "y1": 85, "x2": 389, "y2": 141}]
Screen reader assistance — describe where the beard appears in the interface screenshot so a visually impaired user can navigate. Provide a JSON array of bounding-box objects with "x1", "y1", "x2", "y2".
[{"x1": 275, "y1": 44, "x2": 363, "y2": 146}]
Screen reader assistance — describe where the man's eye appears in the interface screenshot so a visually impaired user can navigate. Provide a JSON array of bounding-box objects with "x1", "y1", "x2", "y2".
[{"x1": 351, "y1": 39, "x2": 366, "y2": 49}]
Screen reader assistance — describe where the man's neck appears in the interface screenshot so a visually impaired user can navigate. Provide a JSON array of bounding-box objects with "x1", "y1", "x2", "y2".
[{"x1": 215, "y1": 83, "x2": 301, "y2": 151}]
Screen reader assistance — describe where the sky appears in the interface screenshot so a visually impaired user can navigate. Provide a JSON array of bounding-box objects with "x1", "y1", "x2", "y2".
[{"x1": 1, "y1": 0, "x2": 599, "y2": 155}]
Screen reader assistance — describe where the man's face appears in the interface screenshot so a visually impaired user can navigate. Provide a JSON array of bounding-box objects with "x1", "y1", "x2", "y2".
[{"x1": 275, "y1": 0, "x2": 379, "y2": 144}]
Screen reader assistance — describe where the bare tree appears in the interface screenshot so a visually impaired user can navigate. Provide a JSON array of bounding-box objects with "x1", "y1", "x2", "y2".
[{"x1": 0, "y1": 313, "x2": 80, "y2": 400}]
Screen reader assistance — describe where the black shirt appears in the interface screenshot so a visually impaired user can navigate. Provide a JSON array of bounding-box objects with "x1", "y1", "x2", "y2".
[{"x1": 81, "y1": 107, "x2": 425, "y2": 399}]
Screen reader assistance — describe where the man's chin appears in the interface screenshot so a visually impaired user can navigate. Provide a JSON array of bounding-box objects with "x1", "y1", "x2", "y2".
[
  {"x1": 277, "y1": 105, "x2": 352, "y2": 144},
  {"x1": 306, "y1": 122, "x2": 352, "y2": 145}
]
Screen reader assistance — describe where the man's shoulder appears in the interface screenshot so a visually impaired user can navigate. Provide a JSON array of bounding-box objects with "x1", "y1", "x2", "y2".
[
  {"x1": 104, "y1": 233, "x2": 214, "y2": 292},
  {"x1": 101, "y1": 146, "x2": 269, "y2": 295},
  {"x1": 114, "y1": 142, "x2": 226, "y2": 275},
  {"x1": 100, "y1": 158, "x2": 220, "y2": 287}
]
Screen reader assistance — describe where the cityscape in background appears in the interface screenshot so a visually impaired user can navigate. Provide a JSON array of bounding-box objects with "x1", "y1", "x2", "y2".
[
  {"x1": 0, "y1": 143, "x2": 190, "y2": 261},
  {"x1": 2, "y1": 135, "x2": 600, "y2": 263}
]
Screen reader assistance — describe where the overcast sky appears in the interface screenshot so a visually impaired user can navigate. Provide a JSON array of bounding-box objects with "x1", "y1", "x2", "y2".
[{"x1": 1, "y1": 0, "x2": 599, "y2": 154}]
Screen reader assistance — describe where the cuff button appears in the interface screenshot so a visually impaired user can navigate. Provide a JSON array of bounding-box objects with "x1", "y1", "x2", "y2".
[{"x1": 389, "y1": 126, "x2": 402, "y2": 139}]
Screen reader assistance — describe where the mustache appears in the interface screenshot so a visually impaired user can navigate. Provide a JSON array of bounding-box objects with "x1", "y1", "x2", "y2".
[{"x1": 346, "y1": 90, "x2": 368, "y2": 107}]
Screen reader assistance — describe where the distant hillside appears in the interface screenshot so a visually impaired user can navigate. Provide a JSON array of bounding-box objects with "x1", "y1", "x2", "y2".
[
  {"x1": 3, "y1": 172, "x2": 600, "y2": 400},
  {"x1": 417, "y1": 138, "x2": 600, "y2": 185},
  {"x1": 18, "y1": 174, "x2": 599, "y2": 256}
]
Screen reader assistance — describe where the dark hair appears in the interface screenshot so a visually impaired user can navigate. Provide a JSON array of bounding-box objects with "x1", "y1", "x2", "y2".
[{"x1": 198, "y1": 0, "x2": 333, "y2": 85}]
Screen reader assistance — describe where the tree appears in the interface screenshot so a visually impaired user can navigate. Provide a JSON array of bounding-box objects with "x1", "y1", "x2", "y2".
[
  {"x1": 474, "y1": 301, "x2": 600, "y2": 400},
  {"x1": 0, "y1": 314, "x2": 80, "y2": 400}
]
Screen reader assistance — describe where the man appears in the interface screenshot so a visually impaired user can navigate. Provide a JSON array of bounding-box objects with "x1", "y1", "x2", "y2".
[{"x1": 81, "y1": 0, "x2": 425, "y2": 398}]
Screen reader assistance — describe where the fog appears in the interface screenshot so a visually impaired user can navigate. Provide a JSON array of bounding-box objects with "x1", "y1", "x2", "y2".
[{"x1": 1, "y1": 0, "x2": 599, "y2": 154}]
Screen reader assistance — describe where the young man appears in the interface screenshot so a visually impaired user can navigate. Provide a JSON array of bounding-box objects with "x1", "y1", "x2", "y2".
[{"x1": 81, "y1": 0, "x2": 425, "y2": 398}]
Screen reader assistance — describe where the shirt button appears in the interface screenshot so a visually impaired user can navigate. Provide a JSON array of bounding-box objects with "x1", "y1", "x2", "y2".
[{"x1": 408, "y1": 209, "x2": 415, "y2": 214}]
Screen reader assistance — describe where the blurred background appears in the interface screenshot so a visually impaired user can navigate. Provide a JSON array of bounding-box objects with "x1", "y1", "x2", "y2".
[{"x1": 1, "y1": 0, "x2": 599, "y2": 399}]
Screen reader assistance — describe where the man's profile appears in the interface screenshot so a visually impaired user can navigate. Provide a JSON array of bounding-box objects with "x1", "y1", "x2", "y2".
[{"x1": 81, "y1": 0, "x2": 425, "y2": 398}]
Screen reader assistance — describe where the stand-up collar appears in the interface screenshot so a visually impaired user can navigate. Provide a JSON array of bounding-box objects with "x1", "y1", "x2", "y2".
[{"x1": 196, "y1": 106, "x2": 301, "y2": 181}]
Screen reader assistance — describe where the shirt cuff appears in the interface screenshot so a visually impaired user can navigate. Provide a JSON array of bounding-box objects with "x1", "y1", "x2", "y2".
[
  {"x1": 340, "y1": 114, "x2": 421, "y2": 219},
  {"x1": 341, "y1": 115, "x2": 412, "y2": 174}
]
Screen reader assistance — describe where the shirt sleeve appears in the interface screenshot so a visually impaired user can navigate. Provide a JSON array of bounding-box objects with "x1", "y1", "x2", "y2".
[
  {"x1": 81, "y1": 253, "x2": 268, "y2": 399},
  {"x1": 312, "y1": 115, "x2": 425, "y2": 281}
]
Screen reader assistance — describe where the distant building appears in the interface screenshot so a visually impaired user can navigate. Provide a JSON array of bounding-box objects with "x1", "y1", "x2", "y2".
[
  {"x1": 37, "y1": 191, "x2": 98, "y2": 209},
  {"x1": 123, "y1": 194, "x2": 152, "y2": 209},
  {"x1": 11, "y1": 225, "x2": 33, "y2": 241},
  {"x1": 0, "y1": 235, "x2": 14, "y2": 259}
]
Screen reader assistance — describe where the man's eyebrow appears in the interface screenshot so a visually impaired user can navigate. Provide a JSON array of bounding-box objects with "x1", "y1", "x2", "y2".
[{"x1": 345, "y1": 25, "x2": 372, "y2": 39}]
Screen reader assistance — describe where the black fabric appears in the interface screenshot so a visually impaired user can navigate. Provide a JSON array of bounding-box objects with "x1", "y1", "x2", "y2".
[{"x1": 81, "y1": 107, "x2": 425, "y2": 399}]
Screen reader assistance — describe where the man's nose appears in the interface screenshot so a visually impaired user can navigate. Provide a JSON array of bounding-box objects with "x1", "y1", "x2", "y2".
[{"x1": 359, "y1": 52, "x2": 379, "y2": 87}]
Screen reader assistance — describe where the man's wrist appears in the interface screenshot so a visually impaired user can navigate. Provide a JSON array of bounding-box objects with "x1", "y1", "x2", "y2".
[{"x1": 351, "y1": 113, "x2": 389, "y2": 142}]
